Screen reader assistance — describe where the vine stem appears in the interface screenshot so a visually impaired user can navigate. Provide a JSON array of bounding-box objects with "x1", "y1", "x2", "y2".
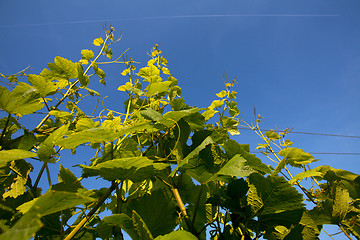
[
  {"x1": 64, "y1": 181, "x2": 118, "y2": 240},
  {"x1": 339, "y1": 224, "x2": 353, "y2": 240},
  {"x1": 0, "y1": 113, "x2": 11, "y2": 145},
  {"x1": 171, "y1": 187, "x2": 193, "y2": 232}
]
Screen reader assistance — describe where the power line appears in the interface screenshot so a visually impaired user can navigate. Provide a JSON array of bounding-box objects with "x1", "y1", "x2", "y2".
[
  {"x1": 237, "y1": 127, "x2": 360, "y2": 139},
  {"x1": 251, "y1": 151, "x2": 360, "y2": 156}
]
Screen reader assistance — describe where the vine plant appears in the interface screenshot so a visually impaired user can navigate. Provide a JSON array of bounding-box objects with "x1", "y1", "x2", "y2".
[{"x1": 0, "y1": 27, "x2": 359, "y2": 240}]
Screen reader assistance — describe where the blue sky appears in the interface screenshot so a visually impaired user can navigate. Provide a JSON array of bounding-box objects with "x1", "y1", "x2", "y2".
[{"x1": 1, "y1": 0, "x2": 360, "y2": 239}]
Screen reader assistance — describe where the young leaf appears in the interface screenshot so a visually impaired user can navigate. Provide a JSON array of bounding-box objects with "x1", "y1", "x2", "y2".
[
  {"x1": 279, "y1": 148, "x2": 316, "y2": 167},
  {"x1": 216, "y1": 90, "x2": 227, "y2": 98},
  {"x1": 81, "y1": 49, "x2": 94, "y2": 60},
  {"x1": 93, "y1": 37, "x2": 104, "y2": 46},
  {"x1": 76, "y1": 63, "x2": 89, "y2": 87}
]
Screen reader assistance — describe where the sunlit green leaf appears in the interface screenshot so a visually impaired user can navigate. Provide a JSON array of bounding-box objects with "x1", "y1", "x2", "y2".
[
  {"x1": 332, "y1": 187, "x2": 350, "y2": 223},
  {"x1": 209, "y1": 99, "x2": 225, "y2": 110},
  {"x1": 27, "y1": 74, "x2": 58, "y2": 97},
  {"x1": 146, "y1": 81, "x2": 172, "y2": 96},
  {"x1": 0, "y1": 84, "x2": 43, "y2": 116},
  {"x1": 202, "y1": 109, "x2": 217, "y2": 121},
  {"x1": 81, "y1": 157, "x2": 169, "y2": 182},
  {"x1": 216, "y1": 90, "x2": 227, "y2": 98},
  {"x1": 154, "y1": 230, "x2": 198, "y2": 240},
  {"x1": 37, "y1": 124, "x2": 68, "y2": 162},
  {"x1": 93, "y1": 37, "x2": 104, "y2": 46},
  {"x1": 76, "y1": 63, "x2": 89, "y2": 87},
  {"x1": 17, "y1": 190, "x2": 95, "y2": 216},
  {"x1": 81, "y1": 49, "x2": 94, "y2": 60},
  {"x1": 138, "y1": 64, "x2": 160, "y2": 81},
  {"x1": 279, "y1": 147, "x2": 316, "y2": 167},
  {"x1": 45, "y1": 56, "x2": 78, "y2": 81},
  {"x1": 159, "y1": 108, "x2": 200, "y2": 127},
  {"x1": 0, "y1": 149, "x2": 37, "y2": 167}
]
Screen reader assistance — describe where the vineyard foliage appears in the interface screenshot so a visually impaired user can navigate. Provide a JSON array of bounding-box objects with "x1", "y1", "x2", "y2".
[{"x1": 0, "y1": 28, "x2": 359, "y2": 240}]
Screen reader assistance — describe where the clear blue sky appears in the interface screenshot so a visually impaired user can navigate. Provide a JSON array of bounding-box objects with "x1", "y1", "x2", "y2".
[{"x1": 1, "y1": 1, "x2": 359, "y2": 239}]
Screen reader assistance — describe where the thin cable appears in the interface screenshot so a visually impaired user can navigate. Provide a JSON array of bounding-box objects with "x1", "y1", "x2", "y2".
[
  {"x1": 0, "y1": 14, "x2": 340, "y2": 29},
  {"x1": 237, "y1": 127, "x2": 360, "y2": 139},
  {"x1": 251, "y1": 151, "x2": 360, "y2": 156}
]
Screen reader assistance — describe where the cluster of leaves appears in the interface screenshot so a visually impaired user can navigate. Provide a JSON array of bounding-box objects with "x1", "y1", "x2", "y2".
[{"x1": 0, "y1": 28, "x2": 359, "y2": 240}]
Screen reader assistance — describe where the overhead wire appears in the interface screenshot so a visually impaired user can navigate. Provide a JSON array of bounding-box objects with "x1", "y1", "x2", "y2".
[{"x1": 237, "y1": 127, "x2": 360, "y2": 156}]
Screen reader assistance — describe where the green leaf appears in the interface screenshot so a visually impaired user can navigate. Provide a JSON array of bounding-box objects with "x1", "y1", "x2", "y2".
[
  {"x1": 0, "y1": 84, "x2": 43, "y2": 116},
  {"x1": 49, "y1": 110, "x2": 73, "y2": 121},
  {"x1": 146, "y1": 81, "x2": 172, "y2": 96},
  {"x1": 97, "y1": 214, "x2": 140, "y2": 240},
  {"x1": 216, "y1": 90, "x2": 227, "y2": 98},
  {"x1": 0, "y1": 211, "x2": 42, "y2": 240},
  {"x1": 247, "y1": 174, "x2": 304, "y2": 220},
  {"x1": 93, "y1": 37, "x2": 104, "y2": 46},
  {"x1": 141, "y1": 108, "x2": 163, "y2": 122},
  {"x1": 132, "y1": 210, "x2": 154, "y2": 240},
  {"x1": 278, "y1": 147, "x2": 317, "y2": 167},
  {"x1": 81, "y1": 157, "x2": 169, "y2": 182},
  {"x1": 121, "y1": 68, "x2": 131, "y2": 76},
  {"x1": 57, "y1": 127, "x2": 118, "y2": 149},
  {"x1": 159, "y1": 108, "x2": 200, "y2": 127},
  {"x1": 222, "y1": 139, "x2": 272, "y2": 175},
  {"x1": 290, "y1": 165, "x2": 360, "y2": 184},
  {"x1": 27, "y1": 74, "x2": 58, "y2": 97},
  {"x1": 207, "y1": 154, "x2": 256, "y2": 182},
  {"x1": 3, "y1": 175, "x2": 27, "y2": 198},
  {"x1": 45, "y1": 56, "x2": 78, "y2": 81},
  {"x1": 138, "y1": 64, "x2": 160, "y2": 81},
  {"x1": 0, "y1": 149, "x2": 37, "y2": 167},
  {"x1": 265, "y1": 130, "x2": 281, "y2": 140},
  {"x1": 332, "y1": 187, "x2": 350, "y2": 223},
  {"x1": 76, "y1": 63, "x2": 89, "y2": 87},
  {"x1": 170, "y1": 136, "x2": 215, "y2": 177},
  {"x1": 37, "y1": 124, "x2": 68, "y2": 162},
  {"x1": 17, "y1": 190, "x2": 95, "y2": 216},
  {"x1": 81, "y1": 49, "x2": 94, "y2": 60},
  {"x1": 209, "y1": 99, "x2": 225, "y2": 110},
  {"x1": 154, "y1": 230, "x2": 198, "y2": 240},
  {"x1": 229, "y1": 90, "x2": 237, "y2": 99},
  {"x1": 202, "y1": 109, "x2": 217, "y2": 121},
  {"x1": 57, "y1": 121, "x2": 153, "y2": 149},
  {"x1": 126, "y1": 190, "x2": 177, "y2": 237}
]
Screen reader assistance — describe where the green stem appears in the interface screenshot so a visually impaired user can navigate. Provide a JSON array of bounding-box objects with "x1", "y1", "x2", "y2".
[
  {"x1": 45, "y1": 164, "x2": 52, "y2": 187},
  {"x1": 339, "y1": 224, "x2": 353, "y2": 240},
  {"x1": 34, "y1": 162, "x2": 46, "y2": 190},
  {"x1": 0, "y1": 113, "x2": 11, "y2": 146},
  {"x1": 64, "y1": 181, "x2": 118, "y2": 240}
]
